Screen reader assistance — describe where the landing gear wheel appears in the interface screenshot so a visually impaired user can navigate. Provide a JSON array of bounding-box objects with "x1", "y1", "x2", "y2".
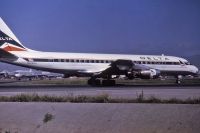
[
  {"x1": 102, "y1": 80, "x2": 116, "y2": 86},
  {"x1": 87, "y1": 79, "x2": 101, "y2": 86},
  {"x1": 176, "y1": 79, "x2": 181, "y2": 84},
  {"x1": 64, "y1": 74, "x2": 70, "y2": 78},
  {"x1": 176, "y1": 75, "x2": 182, "y2": 84}
]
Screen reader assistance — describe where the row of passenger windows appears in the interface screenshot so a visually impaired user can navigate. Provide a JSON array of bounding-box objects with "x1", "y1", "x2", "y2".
[
  {"x1": 24, "y1": 58, "x2": 181, "y2": 65},
  {"x1": 133, "y1": 61, "x2": 180, "y2": 65},
  {"x1": 30, "y1": 59, "x2": 113, "y2": 63}
]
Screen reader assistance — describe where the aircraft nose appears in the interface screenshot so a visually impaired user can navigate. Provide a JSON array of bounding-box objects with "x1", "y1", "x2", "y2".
[
  {"x1": 196, "y1": 67, "x2": 199, "y2": 74},
  {"x1": 192, "y1": 65, "x2": 199, "y2": 74}
]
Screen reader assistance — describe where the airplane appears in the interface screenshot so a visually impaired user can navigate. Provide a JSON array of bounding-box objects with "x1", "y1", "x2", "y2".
[
  {"x1": 0, "y1": 18, "x2": 199, "y2": 86},
  {"x1": 13, "y1": 69, "x2": 37, "y2": 80},
  {"x1": 13, "y1": 69, "x2": 62, "y2": 80},
  {"x1": 0, "y1": 70, "x2": 16, "y2": 79},
  {"x1": 0, "y1": 70, "x2": 9, "y2": 78},
  {"x1": 38, "y1": 71, "x2": 63, "y2": 79}
]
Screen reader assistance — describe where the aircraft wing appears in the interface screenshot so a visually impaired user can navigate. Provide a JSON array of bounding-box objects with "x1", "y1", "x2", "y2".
[{"x1": 92, "y1": 59, "x2": 160, "y2": 79}]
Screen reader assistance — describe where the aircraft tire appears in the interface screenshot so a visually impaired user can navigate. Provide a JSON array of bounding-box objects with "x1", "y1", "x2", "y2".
[
  {"x1": 176, "y1": 75, "x2": 182, "y2": 84},
  {"x1": 176, "y1": 78, "x2": 181, "y2": 84},
  {"x1": 102, "y1": 80, "x2": 116, "y2": 86},
  {"x1": 88, "y1": 79, "x2": 101, "y2": 86}
]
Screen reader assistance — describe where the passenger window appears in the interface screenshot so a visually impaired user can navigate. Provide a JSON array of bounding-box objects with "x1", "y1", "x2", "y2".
[
  {"x1": 49, "y1": 59, "x2": 53, "y2": 62},
  {"x1": 54, "y1": 59, "x2": 58, "y2": 62}
]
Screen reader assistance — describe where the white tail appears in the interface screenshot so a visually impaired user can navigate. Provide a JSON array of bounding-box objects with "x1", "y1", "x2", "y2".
[{"x1": 0, "y1": 17, "x2": 27, "y2": 51}]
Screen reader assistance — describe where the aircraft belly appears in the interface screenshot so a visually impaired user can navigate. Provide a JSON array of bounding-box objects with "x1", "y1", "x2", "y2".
[{"x1": 26, "y1": 62, "x2": 109, "y2": 73}]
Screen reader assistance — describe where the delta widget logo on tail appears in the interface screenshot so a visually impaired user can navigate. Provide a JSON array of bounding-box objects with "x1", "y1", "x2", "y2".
[{"x1": 0, "y1": 30, "x2": 26, "y2": 51}]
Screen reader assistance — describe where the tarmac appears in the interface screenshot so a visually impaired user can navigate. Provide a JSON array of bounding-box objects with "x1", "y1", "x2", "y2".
[
  {"x1": 0, "y1": 79, "x2": 200, "y2": 133},
  {"x1": 0, "y1": 103, "x2": 200, "y2": 133}
]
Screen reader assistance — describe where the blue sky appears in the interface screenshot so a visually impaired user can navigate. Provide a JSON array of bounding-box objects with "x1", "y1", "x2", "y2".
[{"x1": 1, "y1": 0, "x2": 200, "y2": 57}]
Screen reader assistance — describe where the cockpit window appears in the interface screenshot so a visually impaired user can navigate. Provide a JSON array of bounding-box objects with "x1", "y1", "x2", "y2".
[
  {"x1": 179, "y1": 60, "x2": 191, "y2": 65},
  {"x1": 179, "y1": 60, "x2": 184, "y2": 65},
  {"x1": 185, "y1": 62, "x2": 190, "y2": 65}
]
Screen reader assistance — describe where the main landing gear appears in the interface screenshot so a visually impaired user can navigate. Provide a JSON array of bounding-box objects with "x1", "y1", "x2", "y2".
[
  {"x1": 87, "y1": 78, "x2": 116, "y2": 86},
  {"x1": 176, "y1": 75, "x2": 183, "y2": 84}
]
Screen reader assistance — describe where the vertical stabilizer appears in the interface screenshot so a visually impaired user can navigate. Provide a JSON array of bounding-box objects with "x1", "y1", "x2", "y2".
[{"x1": 0, "y1": 18, "x2": 27, "y2": 51}]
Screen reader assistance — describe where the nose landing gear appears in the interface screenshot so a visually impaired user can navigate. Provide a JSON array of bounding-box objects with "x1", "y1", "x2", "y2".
[{"x1": 176, "y1": 75, "x2": 183, "y2": 84}]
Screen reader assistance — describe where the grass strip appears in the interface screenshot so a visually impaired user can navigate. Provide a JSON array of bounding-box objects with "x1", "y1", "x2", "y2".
[{"x1": 0, "y1": 94, "x2": 199, "y2": 104}]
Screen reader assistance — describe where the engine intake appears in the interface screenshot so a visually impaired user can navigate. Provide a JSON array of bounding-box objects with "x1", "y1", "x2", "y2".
[{"x1": 139, "y1": 69, "x2": 160, "y2": 79}]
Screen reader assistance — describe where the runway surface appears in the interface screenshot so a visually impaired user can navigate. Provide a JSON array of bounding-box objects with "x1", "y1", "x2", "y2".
[{"x1": 0, "y1": 86, "x2": 200, "y2": 99}]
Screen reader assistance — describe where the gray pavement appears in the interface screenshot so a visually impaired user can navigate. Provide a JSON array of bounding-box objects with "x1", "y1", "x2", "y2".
[
  {"x1": 0, "y1": 103, "x2": 200, "y2": 133},
  {"x1": 0, "y1": 86, "x2": 200, "y2": 133},
  {"x1": 0, "y1": 86, "x2": 200, "y2": 99}
]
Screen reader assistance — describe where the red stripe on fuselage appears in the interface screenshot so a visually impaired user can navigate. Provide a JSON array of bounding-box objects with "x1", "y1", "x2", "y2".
[{"x1": 3, "y1": 45, "x2": 26, "y2": 51}]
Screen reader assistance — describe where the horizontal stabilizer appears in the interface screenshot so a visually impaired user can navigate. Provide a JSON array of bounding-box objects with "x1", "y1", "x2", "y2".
[{"x1": 0, "y1": 49, "x2": 18, "y2": 59}]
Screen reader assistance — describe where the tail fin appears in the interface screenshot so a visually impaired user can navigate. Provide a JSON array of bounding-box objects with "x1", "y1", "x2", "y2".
[{"x1": 0, "y1": 18, "x2": 27, "y2": 51}]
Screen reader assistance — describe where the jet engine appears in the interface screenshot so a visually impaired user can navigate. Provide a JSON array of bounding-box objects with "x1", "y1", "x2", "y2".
[{"x1": 139, "y1": 69, "x2": 160, "y2": 79}]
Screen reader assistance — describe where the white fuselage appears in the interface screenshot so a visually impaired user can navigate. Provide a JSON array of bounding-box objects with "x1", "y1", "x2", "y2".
[{"x1": 5, "y1": 50, "x2": 198, "y2": 76}]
